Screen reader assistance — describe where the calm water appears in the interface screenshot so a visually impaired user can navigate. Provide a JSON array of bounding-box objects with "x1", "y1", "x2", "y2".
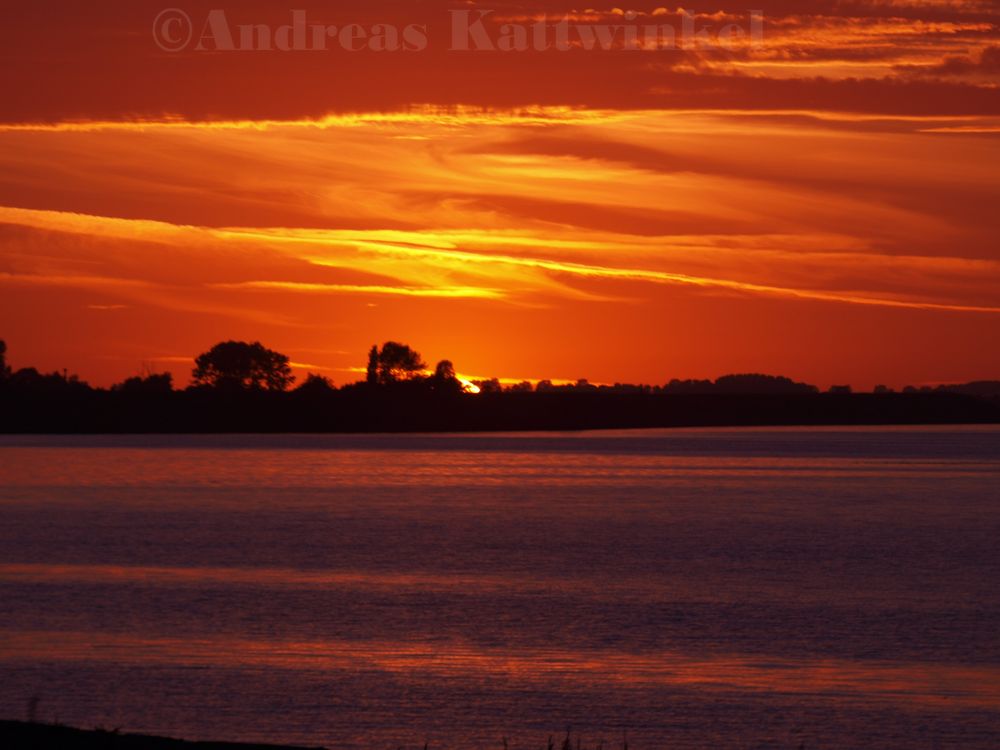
[{"x1": 1, "y1": 427, "x2": 999, "y2": 749}]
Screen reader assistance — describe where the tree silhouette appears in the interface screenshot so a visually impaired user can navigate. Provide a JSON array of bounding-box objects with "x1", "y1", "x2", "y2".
[
  {"x1": 191, "y1": 341, "x2": 294, "y2": 391},
  {"x1": 430, "y1": 359, "x2": 463, "y2": 394},
  {"x1": 433, "y1": 360, "x2": 456, "y2": 380},
  {"x1": 366, "y1": 345, "x2": 379, "y2": 384},
  {"x1": 376, "y1": 341, "x2": 426, "y2": 384},
  {"x1": 0, "y1": 340, "x2": 9, "y2": 380}
]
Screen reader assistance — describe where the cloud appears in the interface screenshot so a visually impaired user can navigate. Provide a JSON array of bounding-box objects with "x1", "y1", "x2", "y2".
[
  {"x1": 213, "y1": 280, "x2": 504, "y2": 299},
  {"x1": 1, "y1": 1, "x2": 998, "y2": 122},
  {"x1": 1, "y1": 106, "x2": 998, "y2": 387},
  {"x1": 898, "y1": 44, "x2": 1000, "y2": 77}
]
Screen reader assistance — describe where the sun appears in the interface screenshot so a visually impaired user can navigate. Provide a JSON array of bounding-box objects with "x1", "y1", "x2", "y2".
[{"x1": 459, "y1": 378, "x2": 481, "y2": 394}]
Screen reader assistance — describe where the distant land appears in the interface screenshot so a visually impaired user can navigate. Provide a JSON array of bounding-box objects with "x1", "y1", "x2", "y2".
[{"x1": 1, "y1": 339, "x2": 998, "y2": 433}]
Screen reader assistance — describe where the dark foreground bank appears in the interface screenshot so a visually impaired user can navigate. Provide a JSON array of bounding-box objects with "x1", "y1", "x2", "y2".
[
  {"x1": 2, "y1": 386, "x2": 999, "y2": 433},
  {"x1": 0, "y1": 722, "x2": 325, "y2": 750},
  {"x1": 1, "y1": 722, "x2": 618, "y2": 750}
]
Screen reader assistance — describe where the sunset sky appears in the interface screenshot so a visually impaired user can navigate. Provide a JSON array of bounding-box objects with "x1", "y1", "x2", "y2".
[{"x1": 1, "y1": 1, "x2": 999, "y2": 389}]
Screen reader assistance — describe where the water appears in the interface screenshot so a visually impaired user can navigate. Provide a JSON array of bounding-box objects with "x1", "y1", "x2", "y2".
[{"x1": 1, "y1": 427, "x2": 999, "y2": 749}]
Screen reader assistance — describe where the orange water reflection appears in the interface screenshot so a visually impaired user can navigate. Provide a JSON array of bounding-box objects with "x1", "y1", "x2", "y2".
[{"x1": 2, "y1": 629, "x2": 997, "y2": 711}]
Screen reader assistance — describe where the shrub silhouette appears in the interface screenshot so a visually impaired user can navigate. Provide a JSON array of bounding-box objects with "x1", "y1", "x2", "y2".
[
  {"x1": 112, "y1": 372, "x2": 173, "y2": 394},
  {"x1": 665, "y1": 374, "x2": 817, "y2": 395},
  {"x1": 295, "y1": 373, "x2": 336, "y2": 394},
  {"x1": 0, "y1": 339, "x2": 9, "y2": 380}
]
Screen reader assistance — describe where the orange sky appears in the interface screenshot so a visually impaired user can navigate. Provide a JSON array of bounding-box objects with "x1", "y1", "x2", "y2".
[{"x1": 1, "y1": 1, "x2": 999, "y2": 389}]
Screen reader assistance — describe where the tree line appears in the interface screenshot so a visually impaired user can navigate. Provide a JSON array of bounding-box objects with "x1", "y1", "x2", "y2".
[
  {"x1": 1, "y1": 338, "x2": 998, "y2": 399},
  {"x1": 3, "y1": 338, "x2": 999, "y2": 432}
]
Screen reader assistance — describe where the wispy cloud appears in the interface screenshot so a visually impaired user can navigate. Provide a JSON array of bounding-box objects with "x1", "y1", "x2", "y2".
[
  {"x1": 214, "y1": 280, "x2": 504, "y2": 299},
  {"x1": 1, "y1": 106, "x2": 998, "y2": 387}
]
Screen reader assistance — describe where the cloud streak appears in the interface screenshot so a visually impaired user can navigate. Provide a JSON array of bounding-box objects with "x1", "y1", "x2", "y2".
[{"x1": 1, "y1": 77, "x2": 998, "y2": 386}]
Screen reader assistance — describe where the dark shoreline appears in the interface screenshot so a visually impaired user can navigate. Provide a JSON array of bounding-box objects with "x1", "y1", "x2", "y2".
[
  {"x1": 0, "y1": 721, "x2": 324, "y2": 750},
  {"x1": 1, "y1": 390, "x2": 998, "y2": 434}
]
